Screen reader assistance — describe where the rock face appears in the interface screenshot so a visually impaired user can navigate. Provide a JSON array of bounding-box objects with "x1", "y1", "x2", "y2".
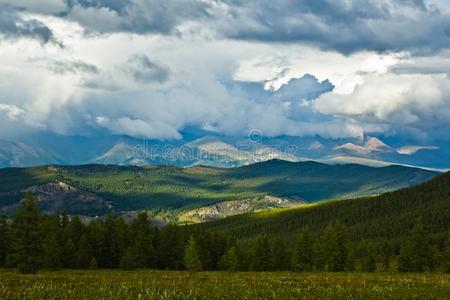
[
  {"x1": 178, "y1": 195, "x2": 305, "y2": 224},
  {"x1": 0, "y1": 181, "x2": 111, "y2": 216}
]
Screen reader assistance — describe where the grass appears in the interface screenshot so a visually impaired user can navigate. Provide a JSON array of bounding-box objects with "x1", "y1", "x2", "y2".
[{"x1": 0, "y1": 269, "x2": 449, "y2": 299}]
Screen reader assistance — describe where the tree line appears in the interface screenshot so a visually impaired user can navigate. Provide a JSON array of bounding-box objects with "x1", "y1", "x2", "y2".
[{"x1": 0, "y1": 192, "x2": 449, "y2": 274}]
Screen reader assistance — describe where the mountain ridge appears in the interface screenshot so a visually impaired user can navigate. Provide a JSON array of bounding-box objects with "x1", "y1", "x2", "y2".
[
  {"x1": 0, "y1": 160, "x2": 438, "y2": 221},
  {"x1": 1, "y1": 132, "x2": 448, "y2": 170}
]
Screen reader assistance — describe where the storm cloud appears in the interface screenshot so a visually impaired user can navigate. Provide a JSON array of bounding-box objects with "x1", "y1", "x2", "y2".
[{"x1": 0, "y1": 0, "x2": 449, "y2": 146}]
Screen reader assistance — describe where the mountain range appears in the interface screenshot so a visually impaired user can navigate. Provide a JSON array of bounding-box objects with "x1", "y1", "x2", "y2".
[{"x1": 0, "y1": 132, "x2": 449, "y2": 170}]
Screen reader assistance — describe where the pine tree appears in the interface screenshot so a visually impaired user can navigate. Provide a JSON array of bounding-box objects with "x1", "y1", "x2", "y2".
[
  {"x1": 398, "y1": 218, "x2": 434, "y2": 272},
  {"x1": 271, "y1": 238, "x2": 289, "y2": 271},
  {"x1": 253, "y1": 236, "x2": 271, "y2": 271},
  {"x1": 381, "y1": 241, "x2": 391, "y2": 271},
  {"x1": 291, "y1": 227, "x2": 314, "y2": 272},
  {"x1": 360, "y1": 241, "x2": 376, "y2": 272},
  {"x1": 318, "y1": 223, "x2": 347, "y2": 272},
  {"x1": 8, "y1": 192, "x2": 43, "y2": 274},
  {"x1": 129, "y1": 212, "x2": 157, "y2": 268},
  {"x1": 345, "y1": 247, "x2": 356, "y2": 272},
  {"x1": 158, "y1": 225, "x2": 185, "y2": 270},
  {"x1": 183, "y1": 236, "x2": 202, "y2": 271},
  {"x1": 41, "y1": 214, "x2": 63, "y2": 269},
  {"x1": 77, "y1": 234, "x2": 93, "y2": 268},
  {"x1": 120, "y1": 247, "x2": 140, "y2": 270},
  {"x1": 0, "y1": 215, "x2": 10, "y2": 267},
  {"x1": 398, "y1": 240, "x2": 414, "y2": 272},
  {"x1": 443, "y1": 233, "x2": 450, "y2": 274},
  {"x1": 196, "y1": 232, "x2": 213, "y2": 270},
  {"x1": 218, "y1": 246, "x2": 239, "y2": 271},
  {"x1": 333, "y1": 221, "x2": 348, "y2": 272}
]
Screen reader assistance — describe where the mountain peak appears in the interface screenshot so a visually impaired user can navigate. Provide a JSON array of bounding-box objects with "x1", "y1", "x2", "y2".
[{"x1": 365, "y1": 137, "x2": 390, "y2": 150}]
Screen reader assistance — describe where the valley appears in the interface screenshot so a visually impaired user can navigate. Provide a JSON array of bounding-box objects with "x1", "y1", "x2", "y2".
[{"x1": 0, "y1": 160, "x2": 438, "y2": 224}]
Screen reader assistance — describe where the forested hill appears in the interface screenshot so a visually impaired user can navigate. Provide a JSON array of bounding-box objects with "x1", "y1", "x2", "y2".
[
  {"x1": 199, "y1": 171, "x2": 450, "y2": 245},
  {"x1": 0, "y1": 161, "x2": 437, "y2": 216}
]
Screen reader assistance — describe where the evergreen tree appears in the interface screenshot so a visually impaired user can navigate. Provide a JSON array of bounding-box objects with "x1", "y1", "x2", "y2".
[
  {"x1": 77, "y1": 234, "x2": 93, "y2": 268},
  {"x1": 158, "y1": 225, "x2": 185, "y2": 270},
  {"x1": 97, "y1": 215, "x2": 128, "y2": 268},
  {"x1": 381, "y1": 241, "x2": 391, "y2": 271},
  {"x1": 443, "y1": 233, "x2": 450, "y2": 274},
  {"x1": 183, "y1": 236, "x2": 202, "y2": 271},
  {"x1": 398, "y1": 218, "x2": 434, "y2": 272},
  {"x1": 62, "y1": 239, "x2": 77, "y2": 268},
  {"x1": 196, "y1": 232, "x2": 213, "y2": 270},
  {"x1": 345, "y1": 247, "x2": 356, "y2": 272},
  {"x1": 129, "y1": 212, "x2": 157, "y2": 268},
  {"x1": 8, "y1": 192, "x2": 43, "y2": 274},
  {"x1": 253, "y1": 236, "x2": 271, "y2": 271},
  {"x1": 41, "y1": 214, "x2": 63, "y2": 269},
  {"x1": 0, "y1": 215, "x2": 10, "y2": 267},
  {"x1": 398, "y1": 240, "x2": 415, "y2": 272},
  {"x1": 120, "y1": 247, "x2": 140, "y2": 270},
  {"x1": 291, "y1": 227, "x2": 314, "y2": 272},
  {"x1": 318, "y1": 222, "x2": 347, "y2": 272},
  {"x1": 271, "y1": 238, "x2": 289, "y2": 271},
  {"x1": 218, "y1": 246, "x2": 239, "y2": 271},
  {"x1": 360, "y1": 241, "x2": 376, "y2": 272},
  {"x1": 333, "y1": 221, "x2": 348, "y2": 272}
]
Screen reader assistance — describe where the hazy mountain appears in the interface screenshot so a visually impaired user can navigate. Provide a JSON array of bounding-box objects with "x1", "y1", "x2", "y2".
[
  {"x1": 0, "y1": 140, "x2": 60, "y2": 168},
  {"x1": 0, "y1": 133, "x2": 448, "y2": 170}
]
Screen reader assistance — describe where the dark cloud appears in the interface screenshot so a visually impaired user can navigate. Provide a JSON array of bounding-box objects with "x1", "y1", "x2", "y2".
[
  {"x1": 219, "y1": 0, "x2": 450, "y2": 54},
  {"x1": 0, "y1": 6, "x2": 56, "y2": 44},
  {"x1": 125, "y1": 55, "x2": 170, "y2": 84},
  {"x1": 66, "y1": 0, "x2": 131, "y2": 14},
  {"x1": 66, "y1": 0, "x2": 210, "y2": 34},
  {"x1": 2, "y1": 1, "x2": 449, "y2": 54},
  {"x1": 42, "y1": 58, "x2": 99, "y2": 75}
]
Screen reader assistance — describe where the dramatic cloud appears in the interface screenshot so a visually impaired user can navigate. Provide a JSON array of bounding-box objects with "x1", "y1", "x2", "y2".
[
  {"x1": 313, "y1": 72, "x2": 450, "y2": 140},
  {"x1": 2, "y1": 1, "x2": 449, "y2": 54},
  {"x1": 65, "y1": 0, "x2": 211, "y2": 35},
  {"x1": 0, "y1": 0, "x2": 449, "y2": 146}
]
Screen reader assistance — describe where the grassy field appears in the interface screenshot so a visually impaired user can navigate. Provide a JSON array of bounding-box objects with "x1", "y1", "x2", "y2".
[{"x1": 0, "y1": 270, "x2": 449, "y2": 299}]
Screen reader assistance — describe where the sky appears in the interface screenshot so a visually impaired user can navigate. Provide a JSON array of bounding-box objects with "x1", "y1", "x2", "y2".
[{"x1": 0, "y1": 0, "x2": 449, "y2": 145}]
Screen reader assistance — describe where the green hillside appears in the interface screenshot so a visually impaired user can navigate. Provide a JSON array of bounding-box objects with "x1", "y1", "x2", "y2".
[
  {"x1": 0, "y1": 160, "x2": 437, "y2": 215},
  {"x1": 199, "y1": 171, "x2": 450, "y2": 246}
]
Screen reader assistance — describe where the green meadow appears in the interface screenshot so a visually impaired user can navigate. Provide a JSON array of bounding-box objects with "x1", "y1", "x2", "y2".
[{"x1": 1, "y1": 270, "x2": 449, "y2": 300}]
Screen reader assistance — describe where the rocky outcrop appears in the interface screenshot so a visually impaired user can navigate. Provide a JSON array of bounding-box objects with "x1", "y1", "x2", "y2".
[
  {"x1": 0, "y1": 181, "x2": 111, "y2": 216},
  {"x1": 178, "y1": 195, "x2": 304, "y2": 224}
]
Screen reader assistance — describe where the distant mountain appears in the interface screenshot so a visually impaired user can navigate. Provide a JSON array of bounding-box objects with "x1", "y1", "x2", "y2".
[
  {"x1": 334, "y1": 137, "x2": 395, "y2": 155},
  {"x1": 0, "y1": 140, "x2": 60, "y2": 168},
  {"x1": 0, "y1": 160, "x2": 438, "y2": 219},
  {"x1": 92, "y1": 142, "x2": 148, "y2": 166},
  {"x1": 0, "y1": 133, "x2": 448, "y2": 170}
]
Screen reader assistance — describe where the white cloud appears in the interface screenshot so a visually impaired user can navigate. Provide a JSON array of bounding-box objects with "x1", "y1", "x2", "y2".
[
  {"x1": 0, "y1": 11, "x2": 449, "y2": 144},
  {"x1": 313, "y1": 72, "x2": 450, "y2": 139},
  {"x1": 0, "y1": 103, "x2": 24, "y2": 120}
]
